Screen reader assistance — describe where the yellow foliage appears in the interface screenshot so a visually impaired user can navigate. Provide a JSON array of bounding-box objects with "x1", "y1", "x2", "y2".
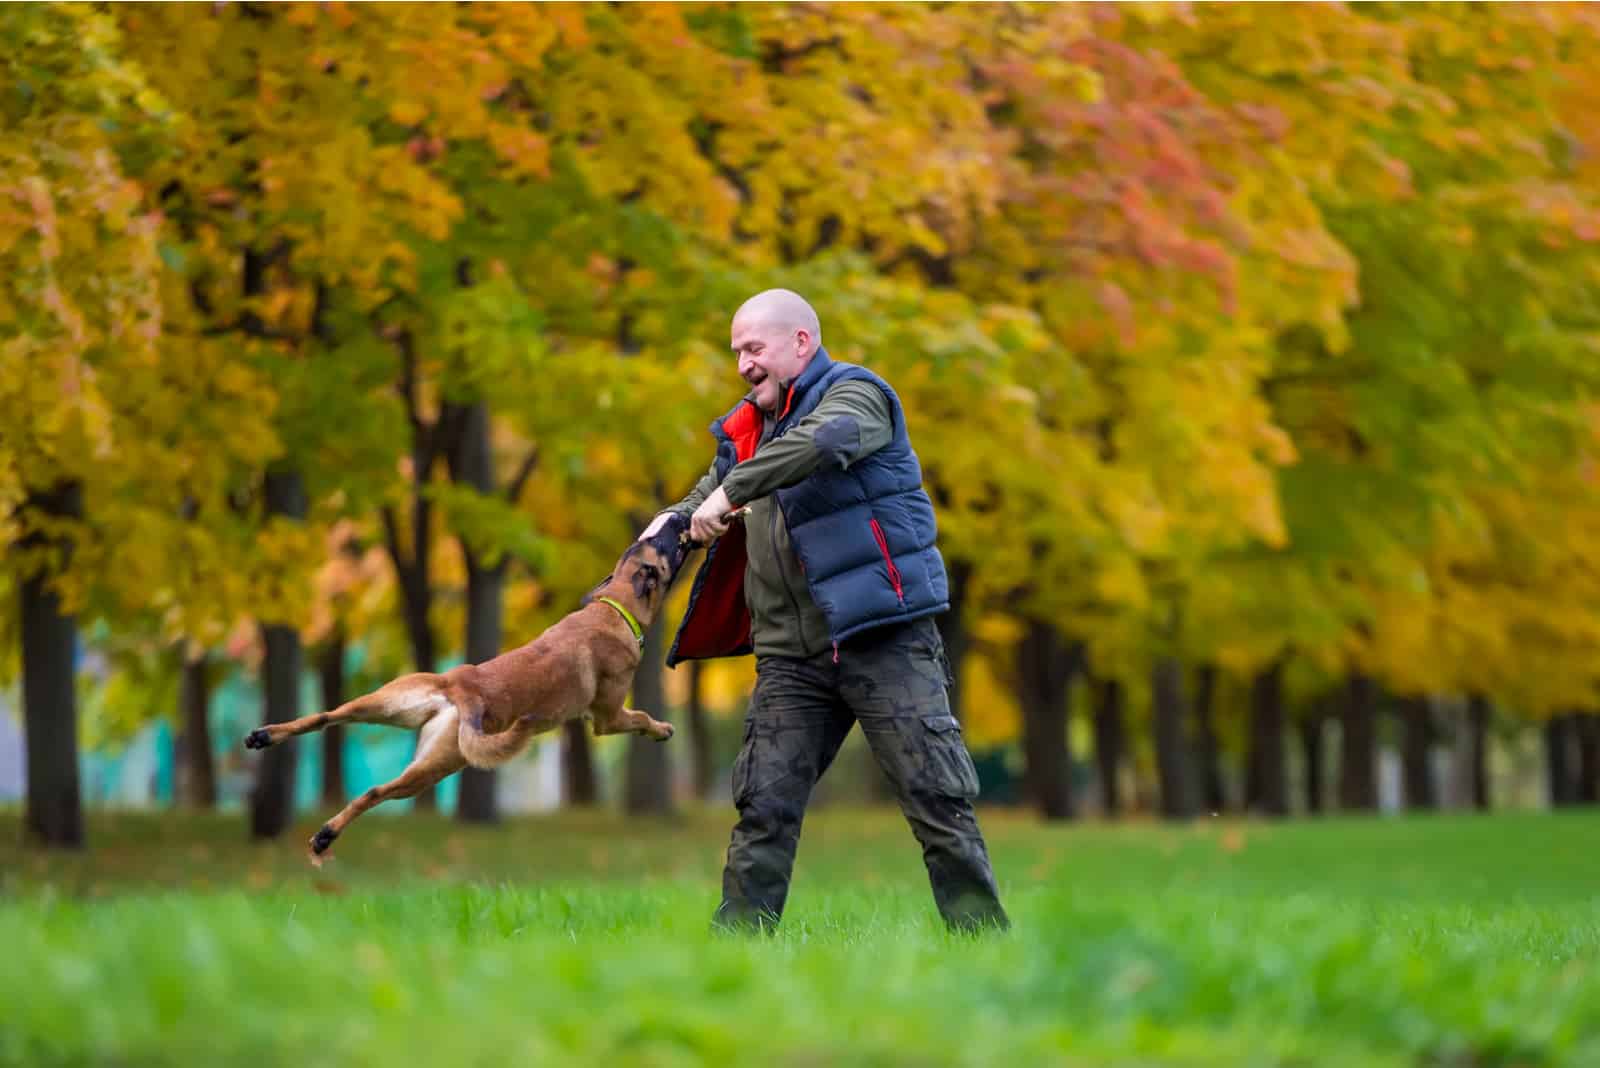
[{"x1": 959, "y1": 651, "x2": 1023, "y2": 750}]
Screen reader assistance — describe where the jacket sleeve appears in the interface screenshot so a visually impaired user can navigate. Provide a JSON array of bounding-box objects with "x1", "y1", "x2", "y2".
[{"x1": 719, "y1": 381, "x2": 892, "y2": 506}]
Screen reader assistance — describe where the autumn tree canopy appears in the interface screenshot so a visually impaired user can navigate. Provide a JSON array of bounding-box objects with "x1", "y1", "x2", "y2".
[{"x1": 7, "y1": 3, "x2": 1600, "y2": 836}]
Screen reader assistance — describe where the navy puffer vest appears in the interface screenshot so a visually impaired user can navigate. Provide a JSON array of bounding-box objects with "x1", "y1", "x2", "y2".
[{"x1": 667, "y1": 349, "x2": 949, "y2": 666}]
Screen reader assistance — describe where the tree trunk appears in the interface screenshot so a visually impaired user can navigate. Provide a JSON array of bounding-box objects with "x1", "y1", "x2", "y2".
[
  {"x1": 1017, "y1": 622, "x2": 1078, "y2": 821},
  {"x1": 456, "y1": 555, "x2": 503, "y2": 823},
  {"x1": 385, "y1": 329, "x2": 442, "y2": 812},
  {"x1": 1338, "y1": 672, "x2": 1379, "y2": 811},
  {"x1": 1192, "y1": 663, "x2": 1226, "y2": 813},
  {"x1": 446, "y1": 399, "x2": 503, "y2": 824},
  {"x1": 404, "y1": 602, "x2": 438, "y2": 812},
  {"x1": 180, "y1": 650, "x2": 217, "y2": 808},
  {"x1": 624, "y1": 617, "x2": 675, "y2": 815},
  {"x1": 20, "y1": 480, "x2": 85, "y2": 849},
  {"x1": 1546, "y1": 714, "x2": 1578, "y2": 808},
  {"x1": 935, "y1": 559, "x2": 972, "y2": 722},
  {"x1": 1299, "y1": 709, "x2": 1325, "y2": 815},
  {"x1": 1091, "y1": 678, "x2": 1124, "y2": 817},
  {"x1": 251, "y1": 469, "x2": 306, "y2": 840},
  {"x1": 317, "y1": 638, "x2": 346, "y2": 807},
  {"x1": 562, "y1": 721, "x2": 598, "y2": 805},
  {"x1": 1246, "y1": 662, "x2": 1288, "y2": 817},
  {"x1": 1467, "y1": 693, "x2": 1491, "y2": 810},
  {"x1": 1575, "y1": 716, "x2": 1600, "y2": 805},
  {"x1": 1152, "y1": 656, "x2": 1195, "y2": 821},
  {"x1": 1399, "y1": 696, "x2": 1436, "y2": 810},
  {"x1": 686, "y1": 660, "x2": 713, "y2": 800}
]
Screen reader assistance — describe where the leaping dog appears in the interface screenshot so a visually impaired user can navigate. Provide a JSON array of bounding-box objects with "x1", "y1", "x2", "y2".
[{"x1": 243, "y1": 513, "x2": 696, "y2": 863}]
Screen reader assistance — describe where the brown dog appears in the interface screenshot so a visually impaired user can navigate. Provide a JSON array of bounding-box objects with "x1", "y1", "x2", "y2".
[{"x1": 242, "y1": 513, "x2": 697, "y2": 862}]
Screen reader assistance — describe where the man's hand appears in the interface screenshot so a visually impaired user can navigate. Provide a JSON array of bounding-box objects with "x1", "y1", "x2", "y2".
[{"x1": 690, "y1": 485, "x2": 737, "y2": 544}]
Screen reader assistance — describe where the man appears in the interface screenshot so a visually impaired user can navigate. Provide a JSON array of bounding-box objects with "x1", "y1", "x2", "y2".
[{"x1": 639, "y1": 288, "x2": 1008, "y2": 933}]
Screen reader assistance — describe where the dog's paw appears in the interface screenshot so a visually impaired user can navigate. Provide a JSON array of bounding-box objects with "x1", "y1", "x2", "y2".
[
  {"x1": 244, "y1": 728, "x2": 272, "y2": 750},
  {"x1": 653, "y1": 722, "x2": 675, "y2": 742},
  {"x1": 310, "y1": 825, "x2": 338, "y2": 856}
]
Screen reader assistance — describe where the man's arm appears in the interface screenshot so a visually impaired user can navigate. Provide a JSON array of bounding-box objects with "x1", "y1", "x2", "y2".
[{"x1": 720, "y1": 380, "x2": 893, "y2": 507}]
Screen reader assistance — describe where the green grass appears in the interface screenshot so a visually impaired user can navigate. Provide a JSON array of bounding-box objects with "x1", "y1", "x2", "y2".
[{"x1": 2, "y1": 805, "x2": 1598, "y2": 1067}]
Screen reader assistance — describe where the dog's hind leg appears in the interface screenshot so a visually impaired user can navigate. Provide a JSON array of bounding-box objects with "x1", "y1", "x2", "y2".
[
  {"x1": 242, "y1": 674, "x2": 450, "y2": 750},
  {"x1": 307, "y1": 699, "x2": 467, "y2": 864}
]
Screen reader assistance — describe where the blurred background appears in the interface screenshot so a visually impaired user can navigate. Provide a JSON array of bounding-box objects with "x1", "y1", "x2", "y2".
[{"x1": 6, "y1": 1, "x2": 1600, "y2": 848}]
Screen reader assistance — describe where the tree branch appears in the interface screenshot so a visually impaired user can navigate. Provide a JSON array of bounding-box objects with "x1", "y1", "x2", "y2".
[
  {"x1": 380, "y1": 505, "x2": 408, "y2": 574},
  {"x1": 392, "y1": 327, "x2": 423, "y2": 442},
  {"x1": 505, "y1": 444, "x2": 540, "y2": 504}
]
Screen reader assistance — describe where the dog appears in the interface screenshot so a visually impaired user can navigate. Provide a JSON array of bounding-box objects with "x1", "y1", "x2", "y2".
[{"x1": 243, "y1": 512, "x2": 697, "y2": 863}]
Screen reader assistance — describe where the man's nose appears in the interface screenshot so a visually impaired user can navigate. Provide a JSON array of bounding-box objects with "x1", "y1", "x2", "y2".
[{"x1": 738, "y1": 353, "x2": 754, "y2": 378}]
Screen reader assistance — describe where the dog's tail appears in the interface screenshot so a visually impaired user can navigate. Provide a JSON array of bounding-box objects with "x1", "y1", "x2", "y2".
[{"x1": 455, "y1": 694, "x2": 541, "y2": 769}]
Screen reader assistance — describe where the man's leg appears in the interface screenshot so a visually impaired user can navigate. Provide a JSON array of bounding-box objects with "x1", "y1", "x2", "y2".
[
  {"x1": 842, "y1": 621, "x2": 1009, "y2": 932},
  {"x1": 714, "y1": 655, "x2": 852, "y2": 932}
]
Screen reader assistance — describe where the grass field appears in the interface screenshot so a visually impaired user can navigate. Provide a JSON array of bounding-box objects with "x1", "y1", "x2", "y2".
[{"x1": 3, "y1": 804, "x2": 1598, "y2": 1067}]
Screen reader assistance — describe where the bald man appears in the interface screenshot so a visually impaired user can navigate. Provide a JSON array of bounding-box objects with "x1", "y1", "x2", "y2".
[{"x1": 640, "y1": 289, "x2": 1009, "y2": 933}]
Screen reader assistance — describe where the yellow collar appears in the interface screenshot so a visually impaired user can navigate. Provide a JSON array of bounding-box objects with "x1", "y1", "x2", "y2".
[{"x1": 596, "y1": 597, "x2": 644, "y2": 648}]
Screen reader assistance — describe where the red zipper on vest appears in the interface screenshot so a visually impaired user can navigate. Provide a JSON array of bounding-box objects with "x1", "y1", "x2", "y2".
[{"x1": 869, "y1": 518, "x2": 904, "y2": 603}]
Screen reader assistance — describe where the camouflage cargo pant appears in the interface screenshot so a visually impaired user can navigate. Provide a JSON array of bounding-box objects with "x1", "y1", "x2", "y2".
[{"x1": 713, "y1": 619, "x2": 1009, "y2": 933}]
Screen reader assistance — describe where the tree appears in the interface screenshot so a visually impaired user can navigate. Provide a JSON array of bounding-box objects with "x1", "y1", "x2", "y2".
[
  {"x1": 1091, "y1": 678, "x2": 1126, "y2": 817},
  {"x1": 250, "y1": 469, "x2": 308, "y2": 838},
  {"x1": 113, "y1": 2, "x2": 535, "y2": 825},
  {"x1": 1546, "y1": 715, "x2": 1579, "y2": 808},
  {"x1": 1151, "y1": 656, "x2": 1196, "y2": 821},
  {"x1": 1340, "y1": 674, "x2": 1380, "y2": 812},
  {"x1": 1143, "y1": 7, "x2": 1600, "y2": 793},
  {"x1": 1245, "y1": 661, "x2": 1288, "y2": 818},
  {"x1": 314, "y1": 636, "x2": 345, "y2": 808},
  {"x1": 683, "y1": 659, "x2": 713, "y2": 801},
  {"x1": 1015, "y1": 624, "x2": 1080, "y2": 821},
  {"x1": 17, "y1": 483, "x2": 84, "y2": 847},
  {"x1": 1191, "y1": 664, "x2": 1227, "y2": 813},
  {"x1": 1398, "y1": 696, "x2": 1436, "y2": 811},
  {"x1": 1299, "y1": 696, "x2": 1329, "y2": 815},
  {"x1": 444, "y1": 399, "x2": 542, "y2": 823},
  {"x1": 178, "y1": 648, "x2": 218, "y2": 808},
  {"x1": 1, "y1": 5, "x2": 172, "y2": 846}
]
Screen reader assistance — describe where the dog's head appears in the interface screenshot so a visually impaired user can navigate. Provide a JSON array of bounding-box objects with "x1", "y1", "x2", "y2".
[{"x1": 584, "y1": 512, "x2": 696, "y2": 622}]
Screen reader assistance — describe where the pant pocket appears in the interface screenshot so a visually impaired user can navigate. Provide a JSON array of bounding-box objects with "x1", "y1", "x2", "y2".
[
  {"x1": 918, "y1": 714, "x2": 981, "y2": 799},
  {"x1": 730, "y1": 718, "x2": 757, "y2": 806}
]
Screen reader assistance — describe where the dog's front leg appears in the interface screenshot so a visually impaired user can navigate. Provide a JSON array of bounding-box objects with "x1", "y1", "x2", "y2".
[{"x1": 590, "y1": 706, "x2": 675, "y2": 741}]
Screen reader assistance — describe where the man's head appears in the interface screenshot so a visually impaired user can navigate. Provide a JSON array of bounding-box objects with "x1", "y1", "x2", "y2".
[{"x1": 731, "y1": 289, "x2": 821, "y2": 413}]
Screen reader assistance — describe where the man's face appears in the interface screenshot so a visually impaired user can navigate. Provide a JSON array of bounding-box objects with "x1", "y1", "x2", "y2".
[{"x1": 732, "y1": 315, "x2": 811, "y2": 413}]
